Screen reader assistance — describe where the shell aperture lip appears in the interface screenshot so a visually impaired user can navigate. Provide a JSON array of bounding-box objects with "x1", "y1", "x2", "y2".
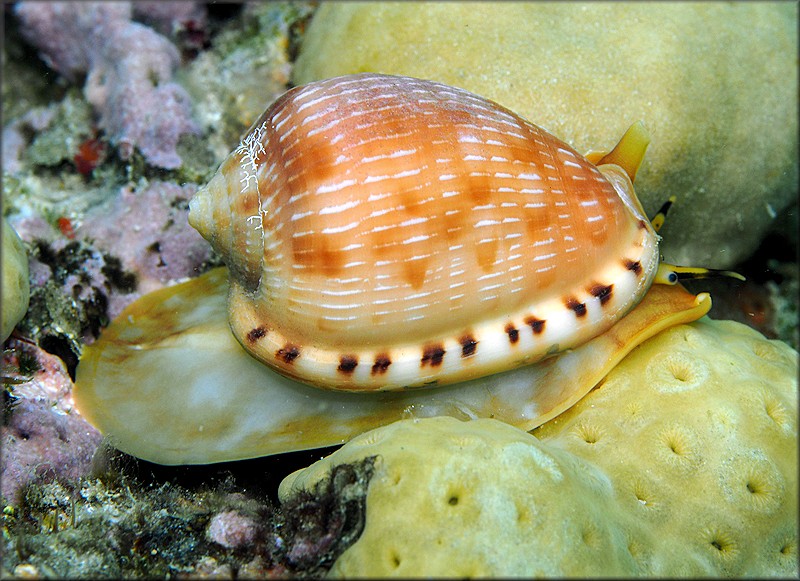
[{"x1": 73, "y1": 268, "x2": 710, "y2": 465}]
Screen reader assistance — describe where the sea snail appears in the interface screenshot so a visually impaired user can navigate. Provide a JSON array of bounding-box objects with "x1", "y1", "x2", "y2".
[{"x1": 189, "y1": 72, "x2": 737, "y2": 392}]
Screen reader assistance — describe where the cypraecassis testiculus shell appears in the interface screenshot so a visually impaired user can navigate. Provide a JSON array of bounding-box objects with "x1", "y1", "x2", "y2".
[
  {"x1": 189, "y1": 73, "x2": 660, "y2": 391},
  {"x1": 75, "y1": 73, "x2": 718, "y2": 464}
]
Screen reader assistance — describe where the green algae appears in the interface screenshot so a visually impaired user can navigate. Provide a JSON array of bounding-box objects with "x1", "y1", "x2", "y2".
[
  {"x1": 1, "y1": 445, "x2": 373, "y2": 578},
  {"x1": 180, "y1": 2, "x2": 315, "y2": 162},
  {"x1": 25, "y1": 92, "x2": 94, "y2": 169}
]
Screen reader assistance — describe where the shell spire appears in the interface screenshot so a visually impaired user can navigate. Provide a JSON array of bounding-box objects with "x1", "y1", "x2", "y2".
[{"x1": 189, "y1": 138, "x2": 267, "y2": 292}]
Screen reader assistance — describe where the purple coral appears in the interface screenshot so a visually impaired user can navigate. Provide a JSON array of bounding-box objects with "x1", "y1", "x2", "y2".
[
  {"x1": 76, "y1": 180, "x2": 212, "y2": 306},
  {"x1": 8, "y1": 179, "x2": 212, "y2": 349},
  {"x1": 1, "y1": 339, "x2": 102, "y2": 505},
  {"x1": 2, "y1": 107, "x2": 56, "y2": 174},
  {"x1": 14, "y1": 1, "x2": 200, "y2": 169},
  {"x1": 206, "y1": 510, "x2": 260, "y2": 549},
  {"x1": 131, "y1": 1, "x2": 207, "y2": 38}
]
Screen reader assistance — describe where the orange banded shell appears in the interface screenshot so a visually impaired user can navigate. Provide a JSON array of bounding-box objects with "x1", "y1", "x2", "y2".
[{"x1": 189, "y1": 73, "x2": 660, "y2": 391}]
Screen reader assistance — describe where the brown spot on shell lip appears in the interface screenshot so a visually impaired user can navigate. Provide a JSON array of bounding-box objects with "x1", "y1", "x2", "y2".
[
  {"x1": 337, "y1": 355, "x2": 358, "y2": 374},
  {"x1": 524, "y1": 316, "x2": 546, "y2": 335},
  {"x1": 589, "y1": 283, "x2": 613, "y2": 305},
  {"x1": 459, "y1": 334, "x2": 478, "y2": 358},
  {"x1": 566, "y1": 297, "x2": 587, "y2": 317},
  {"x1": 247, "y1": 327, "x2": 267, "y2": 342},
  {"x1": 276, "y1": 344, "x2": 300, "y2": 364},
  {"x1": 624, "y1": 259, "x2": 642, "y2": 275},
  {"x1": 371, "y1": 354, "x2": 391, "y2": 375},
  {"x1": 421, "y1": 343, "x2": 446, "y2": 367},
  {"x1": 505, "y1": 323, "x2": 520, "y2": 344}
]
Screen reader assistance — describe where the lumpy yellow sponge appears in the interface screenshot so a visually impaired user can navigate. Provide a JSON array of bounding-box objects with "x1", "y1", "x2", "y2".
[
  {"x1": 293, "y1": 3, "x2": 797, "y2": 269},
  {"x1": 2, "y1": 219, "x2": 30, "y2": 342},
  {"x1": 279, "y1": 318, "x2": 798, "y2": 577}
]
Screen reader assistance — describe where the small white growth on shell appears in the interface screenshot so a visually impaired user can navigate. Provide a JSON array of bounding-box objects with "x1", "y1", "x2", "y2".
[
  {"x1": 236, "y1": 121, "x2": 268, "y2": 192},
  {"x1": 234, "y1": 120, "x2": 271, "y2": 227},
  {"x1": 246, "y1": 214, "x2": 262, "y2": 231}
]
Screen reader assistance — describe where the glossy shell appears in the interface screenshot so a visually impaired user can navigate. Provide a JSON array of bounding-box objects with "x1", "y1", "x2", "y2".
[{"x1": 189, "y1": 73, "x2": 660, "y2": 391}]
